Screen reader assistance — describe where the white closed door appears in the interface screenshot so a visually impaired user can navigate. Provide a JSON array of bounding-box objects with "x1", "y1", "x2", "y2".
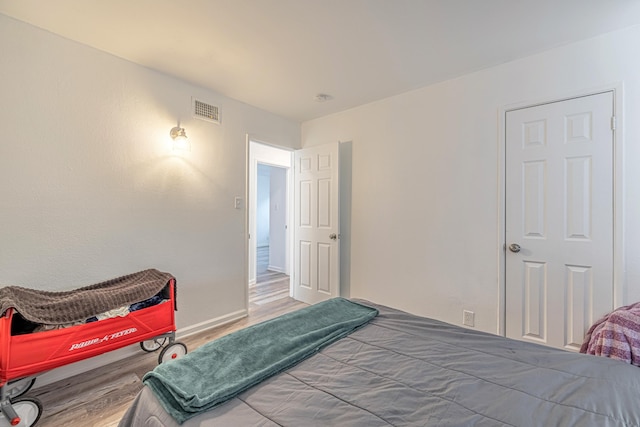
[
  {"x1": 505, "y1": 92, "x2": 614, "y2": 351},
  {"x1": 294, "y1": 143, "x2": 340, "y2": 304}
]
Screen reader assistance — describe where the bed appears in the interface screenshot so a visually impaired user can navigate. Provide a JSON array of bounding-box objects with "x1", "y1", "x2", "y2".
[{"x1": 119, "y1": 299, "x2": 640, "y2": 427}]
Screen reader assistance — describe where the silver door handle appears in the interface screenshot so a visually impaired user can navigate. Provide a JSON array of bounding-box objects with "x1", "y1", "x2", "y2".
[
  {"x1": 329, "y1": 233, "x2": 337, "y2": 240},
  {"x1": 508, "y1": 243, "x2": 521, "y2": 253}
]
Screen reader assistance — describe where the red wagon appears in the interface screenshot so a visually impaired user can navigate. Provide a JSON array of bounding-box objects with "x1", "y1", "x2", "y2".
[{"x1": 0, "y1": 271, "x2": 186, "y2": 427}]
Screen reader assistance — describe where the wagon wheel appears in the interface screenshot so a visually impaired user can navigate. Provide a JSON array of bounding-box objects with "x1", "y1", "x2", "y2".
[
  {"x1": 0, "y1": 397, "x2": 42, "y2": 427},
  {"x1": 5, "y1": 377, "x2": 36, "y2": 400},
  {"x1": 140, "y1": 337, "x2": 168, "y2": 352},
  {"x1": 158, "y1": 342, "x2": 187, "y2": 364}
]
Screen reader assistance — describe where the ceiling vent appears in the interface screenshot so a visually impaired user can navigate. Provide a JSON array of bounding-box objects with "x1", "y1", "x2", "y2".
[{"x1": 192, "y1": 98, "x2": 220, "y2": 124}]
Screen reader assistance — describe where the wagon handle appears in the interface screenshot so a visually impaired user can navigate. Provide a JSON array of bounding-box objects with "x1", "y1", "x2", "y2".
[
  {"x1": 0, "y1": 398, "x2": 20, "y2": 425},
  {"x1": 0, "y1": 308, "x2": 13, "y2": 385}
]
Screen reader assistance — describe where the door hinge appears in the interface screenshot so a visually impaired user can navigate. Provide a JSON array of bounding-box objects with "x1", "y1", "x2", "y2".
[{"x1": 611, "y1": 116, "x2": 616, "y2": 131}]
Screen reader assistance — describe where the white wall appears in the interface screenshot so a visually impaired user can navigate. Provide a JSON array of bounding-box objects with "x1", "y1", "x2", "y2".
[
  {"x1": 302, "y1": 25, "x2": 640, "y2": 333},
  {"x1": 256, "y1": 165, "x2": 271, "y2": 248},
  {"x1": 269, "y1": 166, "x2": 287, "y2": 272},
  {"x1": 0, "y1": 14, "x2": 301, "y2": 333}
]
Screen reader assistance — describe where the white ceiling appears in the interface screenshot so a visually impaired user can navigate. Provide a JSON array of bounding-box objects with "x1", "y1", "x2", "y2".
[{"x1": 2, "y1": 0, "x2": 640, "y2": 122}]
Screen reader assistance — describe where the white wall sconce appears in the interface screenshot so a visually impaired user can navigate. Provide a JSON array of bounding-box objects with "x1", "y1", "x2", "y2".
[{"x1": 170, "y1": 125, "x2": 190, "y2": 151}]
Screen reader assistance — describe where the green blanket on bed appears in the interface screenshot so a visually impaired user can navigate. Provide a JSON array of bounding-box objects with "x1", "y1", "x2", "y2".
[{"x1": 142, "y1": 297, "x2": 378, "y2": 424}]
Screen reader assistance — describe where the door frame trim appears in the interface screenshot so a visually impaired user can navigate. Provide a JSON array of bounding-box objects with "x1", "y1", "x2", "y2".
[{"x1": 497, "y1": 84, "x2": 624, "y2": 336}]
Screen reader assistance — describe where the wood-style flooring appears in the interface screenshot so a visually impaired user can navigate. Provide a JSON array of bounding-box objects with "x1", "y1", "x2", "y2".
[{"x1": 26, "y1": 271, "x2": 298, "y2": 427}]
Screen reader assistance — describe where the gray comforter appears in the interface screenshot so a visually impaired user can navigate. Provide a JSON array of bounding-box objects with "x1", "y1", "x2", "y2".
[{"x1": 119, "y1": 300, "x2": 640, "y2": 426}]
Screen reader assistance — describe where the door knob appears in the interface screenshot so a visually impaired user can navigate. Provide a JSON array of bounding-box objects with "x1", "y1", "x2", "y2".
[
  {"x1": 329, "y1": 233, "x2": 337, "y2": 240},
  {"x1": 508, "y1": 243, "x2": 521, "y2": 253}
]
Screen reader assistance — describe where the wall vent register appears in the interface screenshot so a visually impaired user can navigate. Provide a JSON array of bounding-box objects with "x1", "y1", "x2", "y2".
[{"x1": 192, "y1": 98, "x2": 220, "y2": 124}]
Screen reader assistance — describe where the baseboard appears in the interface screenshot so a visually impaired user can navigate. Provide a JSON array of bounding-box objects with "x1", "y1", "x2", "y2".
[
  {"x1": 267, "y1": 265, "x2": 285, "y2": 273},
  {"x1": 177, "y1": 309, "x2": 247, "y2": 339},
  {"x1": 33, "y1": 308, "x2": 248, "y2": 389}
]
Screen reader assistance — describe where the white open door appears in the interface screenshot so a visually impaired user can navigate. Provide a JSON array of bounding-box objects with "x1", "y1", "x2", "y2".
[{"x1": 293, "y1": 142, "x2": 340, "y2": 304}]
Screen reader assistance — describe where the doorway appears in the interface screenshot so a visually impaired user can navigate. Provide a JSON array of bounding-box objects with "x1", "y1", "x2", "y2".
[
  {"x1": 247, "y1": 139, "x2": 347, "y2": 307},
  {"x1": 248, "y1": 140, "x2": 292, "y2": 306},
  {"x1": 256, "y1": 163, "x2": 287, "y2": 275}
]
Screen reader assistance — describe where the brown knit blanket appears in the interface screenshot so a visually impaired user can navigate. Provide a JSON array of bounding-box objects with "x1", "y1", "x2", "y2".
[{"x1": 0, "y1": 269, "x2": 175, "y2": 325}]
